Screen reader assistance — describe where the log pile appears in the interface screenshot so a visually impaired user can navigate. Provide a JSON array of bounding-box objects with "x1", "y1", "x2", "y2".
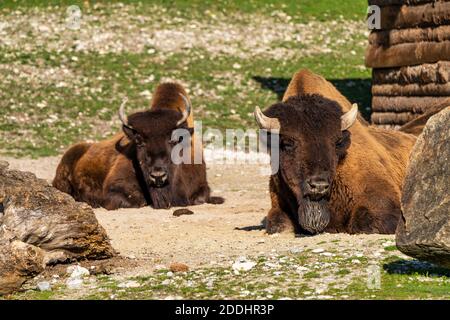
[{"x1": 366, "y1": 0, "x2": 450, "y2": 127}]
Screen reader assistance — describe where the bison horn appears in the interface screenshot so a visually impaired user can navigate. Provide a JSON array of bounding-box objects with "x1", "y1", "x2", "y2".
[
  {"x1": 341, "y1": 103, "x2": 358, "y2": 131},
  {"x1": 118, "y1": 97, "x2": 130, "y2": 126},
  {"x1": 177, "y1": 93, "x2": 191, "y2": 126},
  {"x1": 254, "y1": 106, "x2": 281, "y2": 132}
]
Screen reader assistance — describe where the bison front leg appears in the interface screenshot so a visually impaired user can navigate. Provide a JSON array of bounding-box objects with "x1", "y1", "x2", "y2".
[
  {"x1": 103, "y1": 193, "x2": 141, "y2": 210},
  {"x1": 103, "y1": 185, "x2": 146, "y2": 210},
  {"x1": 266, "y1": 207, "x2": 295, "y2": 234},
  {"x1": 265, "y1": 180, "x2": 296, "y2": 234}
]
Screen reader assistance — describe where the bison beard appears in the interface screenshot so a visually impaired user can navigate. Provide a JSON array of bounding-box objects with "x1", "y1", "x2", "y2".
[
  {"x1": 298, "y1": 199, "x2": 331, "y2": 234},
  {"x1": 149, "y1": 185, "x2": 172, "y2": 209}
]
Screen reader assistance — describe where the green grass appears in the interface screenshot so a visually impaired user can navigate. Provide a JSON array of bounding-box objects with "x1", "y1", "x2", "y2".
[
  {"x1": 0, "y1": 0, "x2": 371, "y2": 157},
  {"x1": 6, "y1": 251, "x2": 449, "y2": 300},
  {"x1": 0, "y1": 0, "x2": 368, "y2": 21},
  {"x1": 0, "y1": 49, "x2": 370, "y2": 157}
]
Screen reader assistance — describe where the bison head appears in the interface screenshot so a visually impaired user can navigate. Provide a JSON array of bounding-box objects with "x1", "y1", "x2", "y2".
[
  {"x1": 118, "y1": 95, "x2": 193, "y2": 208},
  {"x1": 255, "y1": 94, "x2": 358, "y2": 234}
]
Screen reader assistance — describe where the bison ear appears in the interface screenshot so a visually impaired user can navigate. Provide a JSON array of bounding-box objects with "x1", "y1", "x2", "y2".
[
  {"x1": 341, "y1": 103, "x2": 358, "y2": 131},
  {"x1": 122, "y1": 125, "x2": 142, "y2": 144}
]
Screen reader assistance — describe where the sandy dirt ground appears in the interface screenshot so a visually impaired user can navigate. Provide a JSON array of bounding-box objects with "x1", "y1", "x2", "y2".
[{"x1": 2, "y1": 156, "x2": 393, "y2": 275}]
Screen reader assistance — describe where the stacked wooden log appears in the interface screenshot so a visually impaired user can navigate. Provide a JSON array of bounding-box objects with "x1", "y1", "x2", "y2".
[{"x1": 366, "y1": 0, "x2": 450, "y2": 128}]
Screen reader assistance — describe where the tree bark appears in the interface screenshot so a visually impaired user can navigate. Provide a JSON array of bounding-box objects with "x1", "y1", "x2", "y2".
[
  {"x1": 372, "y1": 62, "x2": 450, "y2": 85},
  {"x1": 369, "y1": 0, "x2": 443, "y2": 7},
  {"x1": 372, "y1": 96, "x2": 450, "y2": 112},
  {"x1": 366, "y1": 40, "x2": 450, "y2": 68},
  {"x1": 377, "y1": 1, "x2": 450, "y2": 30},
  {"x1": 369, "y1": 25, "x2": 450, "y2": 47},
  {"x1": 371, "y1": 111, "x2": 420, "y2": 124},
  {"x1": 372, "y1": 82, "x2": 450, "y2": 96}
]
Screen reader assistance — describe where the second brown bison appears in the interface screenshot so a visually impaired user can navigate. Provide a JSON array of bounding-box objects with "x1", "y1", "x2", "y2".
[
  {"x1": 255, "y1": 69, "x2": 446, "y2": 235},
  {"x1": 53, "y1": 83, "x2": 221, "y2": 210}
]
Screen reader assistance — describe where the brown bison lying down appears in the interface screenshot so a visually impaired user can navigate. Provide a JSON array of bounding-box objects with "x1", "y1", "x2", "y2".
[
  {"x1": 255, "y1": 69, "x2": 445, "y2": 235},
  {"x1": 53, "y1": 83, "x2": 221, "y2": 210}
]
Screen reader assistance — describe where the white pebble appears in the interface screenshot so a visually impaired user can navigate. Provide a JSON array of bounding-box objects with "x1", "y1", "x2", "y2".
[{"x1": 37, "y1": 281, "x2": 51, "y2": 292}]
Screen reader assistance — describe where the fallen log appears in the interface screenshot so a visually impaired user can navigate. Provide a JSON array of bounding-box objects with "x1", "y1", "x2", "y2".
[
  {"x1": 369, "y1": 0, "x2": 444, "y2": 7},
  {"x1": 0, "y1": 240, "x2": 45, "y2": 296},
  {"x1": 0, "y1": 161, "x2": 115, "y2": 295},
  {"x1": 372, "y1": 62, "x2": 450, "y2": 85},
  {"x1": 372, "y1": 96, "x2": 450, "y2": 112},
  {"x1": 377, "y1": 1, "x2": 450, "y2": 30},
  {"x1": 366, "y1": 40, "x2": 450, "y2": 68},
  {"x1": 369, "y1": 25, "x2": 450, "y2": 47},
  {"x1": 371, "y1": 111, "x2": 421, "y2": 124},
  {"x1": 372, "y1": 82, "x2": 450, "y2": 96}
]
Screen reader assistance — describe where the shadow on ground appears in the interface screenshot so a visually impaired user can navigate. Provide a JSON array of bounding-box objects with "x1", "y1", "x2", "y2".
[
  {"x1": 383, "y1": 259, "x2": 450, "y2": 277},
  {"x1": 253, "y1": 76, "x2": 372, "y2": 121}
]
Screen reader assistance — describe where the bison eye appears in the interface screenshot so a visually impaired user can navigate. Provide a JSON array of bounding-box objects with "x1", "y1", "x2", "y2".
[
  {"x1": 336, "y1": 131, "x2": 350, "y2": 149},
  {"x1": 335, "y1": 138, "x2": 344, "y2": 148},
  {"x1": 280, "y1": 138, "x2": 295, "y2": 152}
]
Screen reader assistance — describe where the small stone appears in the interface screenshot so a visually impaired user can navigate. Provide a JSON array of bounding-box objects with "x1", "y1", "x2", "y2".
[
  {"x1": 317, "y1": 295, "x2": 333, "y2": 299},
  {"x1": 269, "y1": 234, "x2": 279, "y2": 238},
  {"x1": 67, "y1": 265, "x2": 90, "y2": 279},
  {"x1": 321, "y1": 252, "x2": 334, "y2": 257},
  {"x1": 232, "y1": 259, "x2": 256, "y2": 273},
  {"x1": 166, "y1": 271, "x2": 174, "y2": 278},
  {"x1": 37, "y1": 281, "x2": 51, "y2": 292},
  {"x1": 66, "y1": 278, "x2": 83, "y2": 289},
  {"x1": 312, "y1": 248, "x2": 325, "y2": 254},
  {"x1": 118, "y1": 280, "x2": 141, "y2": 288},
  {"x1": 161, "y1": 279, "x2": 171, "y2": 286},
  {"x1": 296, "y1": 266, "x2": 309, "y2": 272},
  {"x1": 154, "y1": 264, "x2": 166, "y2": 270},
  {"x1": 170, "y1": 262, "x2": 189, "y2": 273}
]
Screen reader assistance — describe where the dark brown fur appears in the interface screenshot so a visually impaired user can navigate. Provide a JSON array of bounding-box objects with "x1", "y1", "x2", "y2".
[
  {"x1": 53, "y1": 83, "x2": 221, "y2": 210},
  {"x1": 264, "y1": 69, "x2": 418, "y2": 235}
]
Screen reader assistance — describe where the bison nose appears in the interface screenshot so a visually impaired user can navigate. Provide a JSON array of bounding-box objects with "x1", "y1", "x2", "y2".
[
  {"x1": 150, "y1": 169, "x2": 168, "y2": 186},
  {"x1": 305, "y1": 175, "x2": 330, "y2": 196}
]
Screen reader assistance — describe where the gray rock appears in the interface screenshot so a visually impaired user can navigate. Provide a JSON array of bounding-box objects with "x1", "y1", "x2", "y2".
[
  {"x1": 118, "y1": 280, "x2": 141, "y2": 288},
  {"x1": 67, "y1": 265, "x2": 90, "y2": 279},
  {"x1": 0, "y1": 240, "x2": 45, "y2": 295},
  {"x1": 0, "y1": 161, "x2": 115, "y2": 295},
  {"x1": 37, "y1": 281, "x2": 51, "y2": 292},
  {"x1": 396, "y1": 107, "x2": 450, "y2": 268},
  {"x1": 66, "y1": 278, "x2": 83, "y2": 290}
]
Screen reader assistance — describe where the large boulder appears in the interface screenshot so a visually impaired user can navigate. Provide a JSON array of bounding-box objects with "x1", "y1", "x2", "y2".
[
  {"x1": 396, "y1": 107, "x2": 450, "y2": 268},
  {"x1": 0, "y1": 161, "x2": 115, "y2": 295}
]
